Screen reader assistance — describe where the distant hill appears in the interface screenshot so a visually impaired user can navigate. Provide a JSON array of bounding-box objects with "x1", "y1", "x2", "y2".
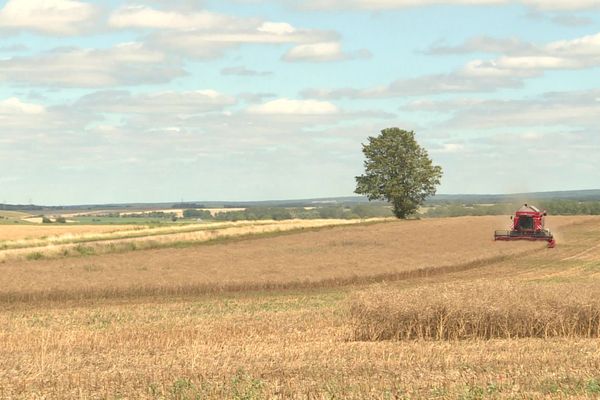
[
  {"x1": 429, "y1": 189, "x2": 600, "y2": 204},
  {"x1": 1, "y1": 189, "x2": 599, "y2": 212}
]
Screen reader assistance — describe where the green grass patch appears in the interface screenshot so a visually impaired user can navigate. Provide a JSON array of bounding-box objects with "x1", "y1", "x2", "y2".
[
  {"x1": 74, "y1": 245, "x2": 96, "y2": 256},
  {"x1": 586, "y1": 379, "x2": 600, "y2": 394},
  {"x1": 25, "y1": 252, "x2": 44, "y2": 261}
]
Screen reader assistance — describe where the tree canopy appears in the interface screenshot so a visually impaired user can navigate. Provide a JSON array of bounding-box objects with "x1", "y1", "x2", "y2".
[{"x1": 355, "y1": 128, "x2": 443, "y2": 219}]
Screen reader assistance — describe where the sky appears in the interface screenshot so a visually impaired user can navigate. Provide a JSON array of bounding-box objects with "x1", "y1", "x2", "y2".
[{"x1": 0, "y1": 0, "x2": 599, "y2": 205}]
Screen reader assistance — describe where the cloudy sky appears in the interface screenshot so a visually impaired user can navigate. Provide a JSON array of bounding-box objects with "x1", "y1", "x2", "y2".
[{"x1": 1, "y1": 0, "x2": 599, "y2": 205}]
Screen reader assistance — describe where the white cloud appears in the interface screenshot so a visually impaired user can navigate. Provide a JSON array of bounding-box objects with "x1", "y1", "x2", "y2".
[
  {"x1": 258, "y1": 22, "x2": 296, "y2": 35},
  {"x1": 432, "y1": 31, "x2": 600, "y2": 70},
  {"x1": 410, "y1": 90, "x2": 600, "y2": 129},
  {"x1": 427, "y1": 36, "x2": 533, "y2": 55},
  {"x1": 76, "y1": 90, "x2": 236, "y2": 114},
  {"x1": 547, "y1": 32, "x2": 600, "y2": 56},
  {"x1": 0, "y1": 97, "x2": 78, "y2": 132},
  {"x1": 302, "y1": 0, "x2": 500, "y2": 9},
  {"x1": 284, "y1": 42, "x2": 344, "y2": 61},
  {"x1": 283, "y1": 41, "x2": 371, "y2": 62},
  {"x1": 429, "y1": 129, "x2": 600, "y2": 195},
  {"x1": 0, "y1": 0, "x2": 97, "y2": 35},
  {"x1": 300, "y1": 0, "x2": 600, "y2": 11},
  {"x1": 461, "y1": 59, "x2": 537, "y2": 78},
  {"x1": 0, "y1": 97, "x2": 45, "y2": 115},
  {"x1": 308, "y1": 29, "x2": 600, "y2": 99},
  {"x1": 431, "y1": 32, "x2": 600, "y2": 60},
  {"x1": 149, "y1": 26, "x2": 336, "y2": 58},
  {"x1": 495, "y1": 55, "x2": 579, "y2": 69},
  {"x1": 108, "y1": 5, "x2": 241, "y2": 30},
  {"x1": 248, "y1": 98, "x2": 339, "y2": 115},
  {"x1": 109, "y1": 6, "x2": 300, "y2": 36},
  {"x1": 303, "y1": 68, "x2": 525, "y2": 99},
  {"x1": 221, "y1": 66, "x2": 272, "y2": 76},
  {"x1": 430, "y1": 143, "x2": 465, "y2": 153},
  {"x1": 108, "y1": 5, "x2": 336, "y2": 59},
  {"x1": 523, "y1": 0, "x2": 600, "y2": 10},
  {"x1": 521, "y1": 132, "x2": 543, "y2": 140},
  {"x1": 451, "y1": 32, "x2": 600, "y2": 78},
  {"x1": 0, "y1": 43, "x2": 184, "y2": 87}
]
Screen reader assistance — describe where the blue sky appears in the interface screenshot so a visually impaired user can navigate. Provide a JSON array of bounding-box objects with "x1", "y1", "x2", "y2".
[{"x1": 0, "y1": 0, "x2": 599, "y2": 205}]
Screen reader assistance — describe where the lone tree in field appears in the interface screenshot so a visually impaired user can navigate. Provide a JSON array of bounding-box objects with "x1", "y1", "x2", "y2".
[{"x1": 355, "y1": 128, "x2": 443, "y2": 219}]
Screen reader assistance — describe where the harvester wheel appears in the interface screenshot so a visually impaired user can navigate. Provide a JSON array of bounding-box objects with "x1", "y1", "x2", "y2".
[{"x1": 547, "y1": 239, "x2": 556, "y2": 249}]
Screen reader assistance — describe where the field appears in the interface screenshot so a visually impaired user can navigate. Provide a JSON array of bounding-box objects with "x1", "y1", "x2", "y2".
[
  {"x1": 0, "y1": 218, "x2": 372, "y2": 262},
  {"x1": 0, "y1": 224, "x2": 138, "y2": 241},
  {"x1": 1, "y1": 215, "x2": 600, "y2": 398}
]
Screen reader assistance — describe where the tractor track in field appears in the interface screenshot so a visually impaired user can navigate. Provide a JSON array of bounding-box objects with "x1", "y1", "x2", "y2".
[{"x1": 561, "y1": 242, "x2": 600, "y2": 261}]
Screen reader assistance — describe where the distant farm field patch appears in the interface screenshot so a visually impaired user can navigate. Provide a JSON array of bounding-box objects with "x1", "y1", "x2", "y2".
[
  {"x1": 0, "y1": 224, "x2": 137, "y2": 241},
  {"x1": 121, "y1": 208, "x2": 247, "y2": 217},
  {"x1": 0, "y1": 210, "x2": 32, "y2": 219}
]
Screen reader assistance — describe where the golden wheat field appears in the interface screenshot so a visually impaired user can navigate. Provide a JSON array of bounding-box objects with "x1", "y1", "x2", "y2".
[
  {"x1": 1, "y1": 215, "x2": 600, "y2": 399},
  {"x1": 0, "y1": 224, "x2": 137, "y2": 241},
  {"x1": 0, "y1": 219, "x2": 371, "y2": 262}
]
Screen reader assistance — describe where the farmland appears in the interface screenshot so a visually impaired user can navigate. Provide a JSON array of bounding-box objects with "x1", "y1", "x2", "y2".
[
  {"x1": 0, "y1": 218, "x2": 373, "y2": 262},
  {"x1": 0, "y1": 224, "x2": 138, "y2": 241},
  {"x1": 1, "y1": 215, "x2": 600, "y2": 398}
]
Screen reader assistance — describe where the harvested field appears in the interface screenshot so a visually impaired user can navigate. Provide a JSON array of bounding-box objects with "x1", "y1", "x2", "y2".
[
  {"x1": 349, "y1": 281, "x2": 600, "y2": 341},
  {"x1": 0, "y1": 218, "x2": 371, "y2": 261},
  {"x1": 1, "y1": 215, "x2": 600, "y2": 399},
  {"x1": 2, "y1": 294, "x2": 600, "y2": 399},
  {"x1": 0, "y1": 216, "x2": 563, "y2": 302}
]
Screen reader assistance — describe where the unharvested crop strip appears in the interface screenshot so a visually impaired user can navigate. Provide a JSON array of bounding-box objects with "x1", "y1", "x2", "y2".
[{"x1": 349, "y1": 281, "x2": 600, "y2": 341}]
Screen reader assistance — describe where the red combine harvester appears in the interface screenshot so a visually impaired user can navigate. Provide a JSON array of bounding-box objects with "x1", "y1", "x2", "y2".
[{"x1": 494, "y1": 204, "x2": 556, "y2": 248}]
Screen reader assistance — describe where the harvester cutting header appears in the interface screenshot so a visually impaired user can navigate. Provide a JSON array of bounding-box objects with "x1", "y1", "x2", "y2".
[{"x1": 494, "y1": 204, "x2": 556, "y2": 248}]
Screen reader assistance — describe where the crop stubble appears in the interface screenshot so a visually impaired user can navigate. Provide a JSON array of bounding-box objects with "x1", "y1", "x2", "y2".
[
  {"x1": 0, "y1": 216, "x2": 561, "y2": 301},
  {"x1": 0, "y1": 216, "x2": 599, "y2": 398}
]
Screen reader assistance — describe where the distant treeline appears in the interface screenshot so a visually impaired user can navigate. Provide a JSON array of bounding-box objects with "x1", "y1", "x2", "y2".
[
  {"x1": 199, "y1": 205, "x2": 393, "y2": 221},
  {"x1": 0, "y1": 204, "x2": 46, "y2": 211},
  {"x1": 429, "y1": 190, "x2": 600, "y2": 204},
  {"x1": 171, "y1": 203, "x2": 206, "y2": 209},
  {"x1": 423, "y1": 200, "x2": 600, "y2": 218}
]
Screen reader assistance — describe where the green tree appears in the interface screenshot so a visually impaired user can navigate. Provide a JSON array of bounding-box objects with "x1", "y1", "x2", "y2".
[
  {"x1": 355, "y1": 128, "x2": 443, "y2": 219},
  {"x1": 182, "y1": 209, "x2": 213, "y2": 220}
]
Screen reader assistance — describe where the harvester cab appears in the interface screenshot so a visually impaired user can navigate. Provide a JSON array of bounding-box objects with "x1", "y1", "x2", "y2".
[{"x1": 494, "y1": 204, "x2": 556, "y2": 248}]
